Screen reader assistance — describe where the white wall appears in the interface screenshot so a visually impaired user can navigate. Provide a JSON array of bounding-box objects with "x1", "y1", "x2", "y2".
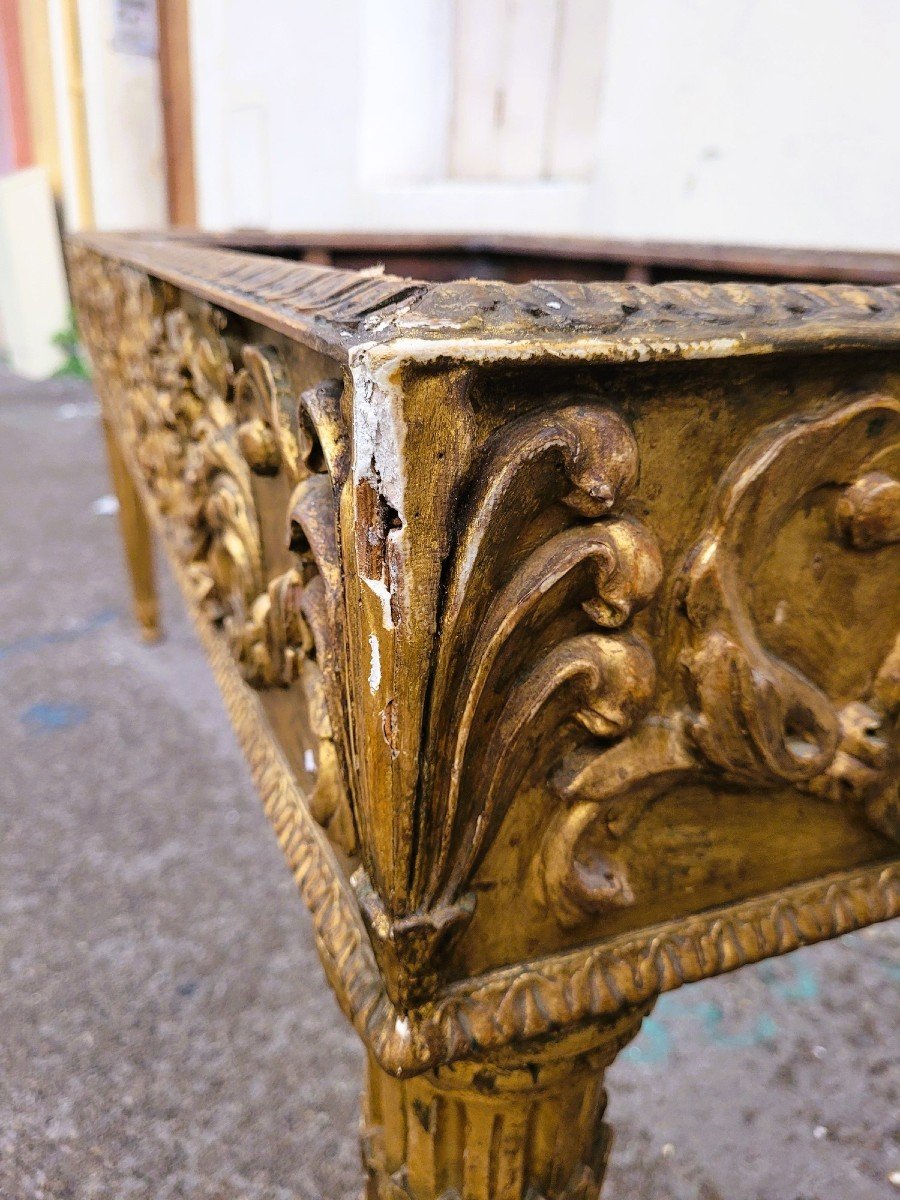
[
  {"x1": 189, "y1": 1, "x2": 363, "y2": 230},
  {"x1": 189, "y1": 0, "x2": 599, "y2": 236},
  {"x1": 187, "y1": 0, "x2": 900, "y2": 250},
  {"x1": 592, "y1": 0, "x2": 900, "y2": 250},
  {"x1": 47, "y1": 0, "x2": 167, "y2": 232},
  {"x1": 77, "y1": 0, "x2": 167, "y2": 230}
]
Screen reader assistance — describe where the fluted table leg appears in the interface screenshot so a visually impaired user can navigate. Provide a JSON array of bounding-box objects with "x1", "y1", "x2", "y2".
[{"x1": 362, "y1": 1007, "x2": 649, "y2": 1200}]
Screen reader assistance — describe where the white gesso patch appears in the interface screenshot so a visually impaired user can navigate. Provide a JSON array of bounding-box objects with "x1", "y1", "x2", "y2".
[
  {"x1": 348, "y1": 362, "x2": 406, "y2": 514},
  {"x1": 362, "y1": 575, "x2": 395, "y2": 630},
  {"x1": 303, "y1": 748, "x2": 316, "y2": 773},
  {"x1": 368, "y1": 632, "x2": 382, "y2": 692}
]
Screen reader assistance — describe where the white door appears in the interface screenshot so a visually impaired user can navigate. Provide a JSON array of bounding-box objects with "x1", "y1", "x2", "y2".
[{"x1": 188, "y1": 0, "x2": 900, "y2": 251}]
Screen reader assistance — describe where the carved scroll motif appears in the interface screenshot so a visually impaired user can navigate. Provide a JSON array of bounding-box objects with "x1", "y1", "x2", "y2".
[
  {"x1": 554, "y1": 394, "x2": 900, "y2": 923},
  {"x1": 69, "y1": 249, "x2": 355, "y2": 855},
  {"x1": 287, "y1": 423, "x2": 357, "y2": 857},
  {"x1": 352, "y1": 403, "x2": 662, "y2": 998}
]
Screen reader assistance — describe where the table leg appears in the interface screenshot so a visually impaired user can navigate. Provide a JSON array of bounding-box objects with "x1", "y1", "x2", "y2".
[
  {"x1": 101, "y1": 418, "x2": 161, "y2": 642},
  {"x1": 361, "y1": 1007, "x2": 648, "y2": 1200}
]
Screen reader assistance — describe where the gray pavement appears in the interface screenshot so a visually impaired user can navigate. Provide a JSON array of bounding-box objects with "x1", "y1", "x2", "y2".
[{"x1": 1, "y1": 369, "x2": 897, "y2": 1199}]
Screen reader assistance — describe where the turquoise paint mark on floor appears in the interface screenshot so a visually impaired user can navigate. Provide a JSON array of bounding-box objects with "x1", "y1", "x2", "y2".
[
  {"x1": 756, "y1": 959, "x2": 820, "y2": 1002},
  {"x1": 623, "y1": 1016, "x2": 672, "y2": 1065},
  {"x1": 624, "y1": 989, "x2": 781, "y2": 1066}
]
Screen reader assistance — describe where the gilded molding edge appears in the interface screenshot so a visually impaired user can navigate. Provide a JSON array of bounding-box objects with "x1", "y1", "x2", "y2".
[
  {"x1": 69, "y1": 233, "x2": 900, "y2": 363},
  {"x1": 428, "y1": 863, "x2": 898, "y2": 1062}
]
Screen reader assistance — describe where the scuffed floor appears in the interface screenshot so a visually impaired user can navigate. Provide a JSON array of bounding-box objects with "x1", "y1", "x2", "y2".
[{"x1": 1, "y1": 369, "x2": 897, "y2": 1199}]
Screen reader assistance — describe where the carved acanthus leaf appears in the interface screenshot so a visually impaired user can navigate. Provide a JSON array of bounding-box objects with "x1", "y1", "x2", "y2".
[
  {"x1": 348, "y1": 401, "x2": 661, "y2": 1001},
  {"x1": 420, "y1": 407, "x2": 656, "y2": 898},
  {"x1": 287, "y1": 472, "x2": 358, "y2": 856},
  {"x1": 225, "y1": 568, "x2": 312, "y2": 688},
  {"x1": 234, "y1": 344, "x2": 302, "y2": 480}
]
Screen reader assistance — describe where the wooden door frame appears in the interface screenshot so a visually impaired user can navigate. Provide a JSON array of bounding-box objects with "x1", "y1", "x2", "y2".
[{"x1": 157, "y1": 0, "x2": 196, "y2": 226}]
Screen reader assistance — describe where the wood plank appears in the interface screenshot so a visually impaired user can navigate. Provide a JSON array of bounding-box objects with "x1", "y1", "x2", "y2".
[
  {"x1": 157, "y1": 0, "x2": 196, "y2": 226},
  {"x1": 142, "y1": 227, "x2": 900, "y2": 284}
]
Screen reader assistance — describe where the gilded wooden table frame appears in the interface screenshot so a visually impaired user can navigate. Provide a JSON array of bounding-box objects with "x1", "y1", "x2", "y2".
[{"x1": 68, "y1": 232, "x2": 899, "y2": 1199}]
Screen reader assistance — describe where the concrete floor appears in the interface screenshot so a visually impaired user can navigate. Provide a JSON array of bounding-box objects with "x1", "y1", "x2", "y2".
[{"x1": 0, "y1": 369, "x2": 897, "y2": 1200}]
